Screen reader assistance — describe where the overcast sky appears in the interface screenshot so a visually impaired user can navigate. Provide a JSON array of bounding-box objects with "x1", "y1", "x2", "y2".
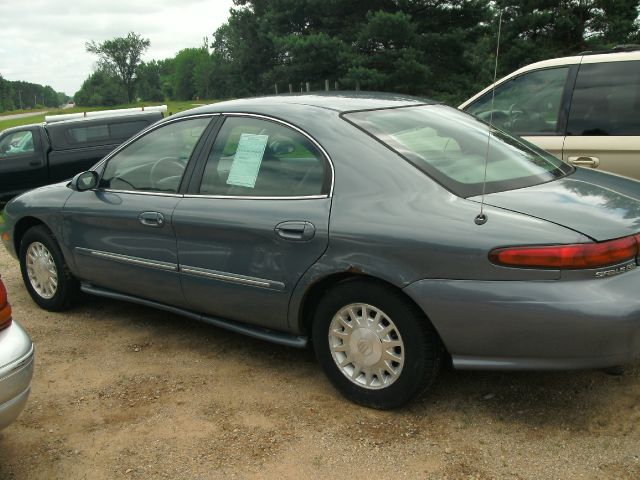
[{"x1": 0, "y1": 0, "x2": 234, "y2": 96}]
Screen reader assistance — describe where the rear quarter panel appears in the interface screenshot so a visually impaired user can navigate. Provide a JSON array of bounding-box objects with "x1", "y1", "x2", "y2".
[{"x1": 284, "y1": 107, "x2": 589, "y2": 332}]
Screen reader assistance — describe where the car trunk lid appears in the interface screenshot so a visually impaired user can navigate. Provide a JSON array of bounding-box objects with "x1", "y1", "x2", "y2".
[{"x1": 469, "y1": 168, "x2": 640, "y2": 241}]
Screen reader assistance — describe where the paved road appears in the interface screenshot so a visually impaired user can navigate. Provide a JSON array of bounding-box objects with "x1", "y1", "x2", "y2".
[{"x1": 0, "y1": 110, "x2": 48, "y2": 121}]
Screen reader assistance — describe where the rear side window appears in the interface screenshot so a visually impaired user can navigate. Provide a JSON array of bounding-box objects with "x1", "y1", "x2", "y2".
[
  {"x1": 68, "y1": 125, "x2": 109, "y2": 143},
  {"x1": 198, "y1": 117, "x2": 328, "y2": 197},
  {"x1": 344, "y1": 105, "x2": 572, "y2": 197},
  {"x1": 67, "y1": 120, "x2": 151, "y2": 145},
  {"x1": 567, "y1": 60, "x2": 640, "y2": 136},
  {"x1": 110, "y1": 120, "x2": 151, "y2": 139}
]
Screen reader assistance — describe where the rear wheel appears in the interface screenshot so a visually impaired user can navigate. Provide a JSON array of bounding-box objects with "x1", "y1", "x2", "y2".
[
  {"x1": 312, "y1": 279, "x2": 441, "y2": 409},
  {"x1": 19, "y1": 225, "x2": 78, "y2": 311}
]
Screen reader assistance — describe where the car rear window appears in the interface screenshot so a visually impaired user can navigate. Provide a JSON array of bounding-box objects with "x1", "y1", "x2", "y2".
[{"x1": 343, "y1": 104, "x2": 572, "y2": 197}]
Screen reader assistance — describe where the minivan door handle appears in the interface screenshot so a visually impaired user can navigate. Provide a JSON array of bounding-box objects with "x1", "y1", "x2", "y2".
[
  {"x1": 568, "y1": 156, "x2": 600, "y2": 168},
  {"x1": 138, "y1": 211, "x2": 165, "y2": 227},
  {"x1": 275, "y1": 221, "x2": 315, "y2": 241}
]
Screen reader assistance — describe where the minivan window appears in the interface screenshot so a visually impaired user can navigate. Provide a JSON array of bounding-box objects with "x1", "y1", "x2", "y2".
[
  {"x1": 567, "y1": 60, "x2": 640, "y2": 136},
  {"x1": 344, "y1": 105, "x2": 572, "y2": 197},
  {"x1": 465, "y1": 67, "x2": 570, "y2": 136}
]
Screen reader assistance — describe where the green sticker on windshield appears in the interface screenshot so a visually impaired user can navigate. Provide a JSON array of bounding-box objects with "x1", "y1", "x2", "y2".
[{"x1": 226, "y1": 133, "x2": 269, "y2": 188}]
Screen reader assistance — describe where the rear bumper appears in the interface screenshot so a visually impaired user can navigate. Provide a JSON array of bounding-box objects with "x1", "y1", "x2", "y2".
[
  {"x1": 403, "y1": 271, "x2": 640, "y2": 370},
  {"x1": 0, "y1": 387, "x2": 31, "y2": 430},
  {"x1": 0, "y1": 322, "x2": 35, "y2": 430}
]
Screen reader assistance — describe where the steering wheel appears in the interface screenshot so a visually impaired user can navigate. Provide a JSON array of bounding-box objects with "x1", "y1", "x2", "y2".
[
  {"x1": 508, "y1": 103, "x2": 529, "y2": 127},
  {"x1": 150, "y1": 156, "x2": 185, "y2": 189}
]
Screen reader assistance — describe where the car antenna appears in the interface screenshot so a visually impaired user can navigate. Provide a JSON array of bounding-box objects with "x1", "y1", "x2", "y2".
[{"x1": 475, "y1": 10, "x2": 503, "y2": 226}]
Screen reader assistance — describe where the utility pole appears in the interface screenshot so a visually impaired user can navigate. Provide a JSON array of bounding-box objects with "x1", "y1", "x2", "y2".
[{"x1": 18, "y1": 90, "x2": 22, "y2": 109}]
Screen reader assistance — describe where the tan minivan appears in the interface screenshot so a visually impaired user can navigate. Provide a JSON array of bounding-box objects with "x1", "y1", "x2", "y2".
[{"x1": 460, "y1": 47, "x2": 640, "y2": 179}]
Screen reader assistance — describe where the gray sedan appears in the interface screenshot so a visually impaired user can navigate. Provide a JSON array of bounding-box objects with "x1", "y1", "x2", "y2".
[
  {"x1": 2, "y1": 93, "x2": 640, "y2": 409},
  {"x1": 0, "y1": 276, "x2": 34, "y2": 429}
]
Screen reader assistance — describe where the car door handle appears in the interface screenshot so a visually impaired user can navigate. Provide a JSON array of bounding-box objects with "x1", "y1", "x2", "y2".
[
  {"x1": 138, "y1": 211, "x2": 165, "y2": 227},
  {"x1": 568, "y1": 156, "x2": 600, "y2": 168},
  {"x1": 275, "y1": 221, "x2": 315, "y2": 241}
]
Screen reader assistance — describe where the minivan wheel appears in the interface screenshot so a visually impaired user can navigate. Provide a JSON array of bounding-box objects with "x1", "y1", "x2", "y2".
[
  {"x1": 19, "y1": 225, "x2": 78, "y2": 311},
  {"x1": 312, "y1": 279, "x2": 441, "y2": 409}
]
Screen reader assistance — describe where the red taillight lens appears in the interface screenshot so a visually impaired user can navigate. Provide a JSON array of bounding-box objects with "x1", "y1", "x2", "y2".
[
  {"x1": 490, "y1": 235, "x2": 639, "y2": 269},
  {"x1": 0, "y1": 279, "x2": 11, "y2": 330}
]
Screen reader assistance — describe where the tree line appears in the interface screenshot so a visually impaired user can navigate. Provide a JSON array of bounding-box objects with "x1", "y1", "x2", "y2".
[
  {"x1": 0, "y1": 75, "x2": 69, "y2": 112},
  {"x1": 76, "y1": 0, "x2": 640, "y2": 107}
]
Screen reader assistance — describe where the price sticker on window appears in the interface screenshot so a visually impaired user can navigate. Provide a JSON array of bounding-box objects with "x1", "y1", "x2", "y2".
[{"x1": 226, "y1": 133, "x2": 269, "y2": 188}]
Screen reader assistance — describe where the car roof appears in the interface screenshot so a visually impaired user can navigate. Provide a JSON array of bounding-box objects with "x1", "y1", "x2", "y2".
[{"x1": 173, "y1": 91, "x2": 438, "y2": 118}]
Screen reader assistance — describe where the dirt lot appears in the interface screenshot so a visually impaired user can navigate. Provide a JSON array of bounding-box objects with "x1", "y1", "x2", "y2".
[{"x1": 1, "y1": 246, "x2": 639, "y2": 480}]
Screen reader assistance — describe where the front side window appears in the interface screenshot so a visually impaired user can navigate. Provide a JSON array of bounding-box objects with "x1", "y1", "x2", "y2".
[
  {"x1": 199, "y1": 117, "x2": 328, "y2": 197},
  {"x1": 465, "y1": 67, "x2": 570, "y2": 136},
  {"x1": 567, "y1": 60, "x2": 640, "y2": 136},
  {"x1": 100, "y1": 117, "x2": 210, "y2": 193},
  {"x1": 0, "y1": 130, "x2": 35, "y2": 158},
  {"x1": 344, "y1": 105, "x2": 572, "y2": 197}
]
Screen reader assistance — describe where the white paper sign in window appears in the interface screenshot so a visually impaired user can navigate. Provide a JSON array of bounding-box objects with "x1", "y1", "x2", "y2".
[{"x1": 226, "y1": 133, "x2": 269, "y2": 188}]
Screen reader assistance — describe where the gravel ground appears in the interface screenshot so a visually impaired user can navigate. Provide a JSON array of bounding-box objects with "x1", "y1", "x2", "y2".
[{"x1": 0, "y1": 246, "x2": 639, "y2": 479}]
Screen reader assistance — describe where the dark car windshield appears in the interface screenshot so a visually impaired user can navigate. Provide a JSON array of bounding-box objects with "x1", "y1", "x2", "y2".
[{"x1": 343, "y1": 104, "x2": 572, "y2": 197}]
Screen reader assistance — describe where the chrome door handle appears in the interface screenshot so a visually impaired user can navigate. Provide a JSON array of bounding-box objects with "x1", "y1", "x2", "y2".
[
  {"x1": 275, "y1": 221, "x2": 315, "y2": 241},
  {"x1": 568, "y1": 156, "x2": 600, "y2": 168},
  {"x1": 138, "y1": 211, "x2": 165, "y2": 227}
]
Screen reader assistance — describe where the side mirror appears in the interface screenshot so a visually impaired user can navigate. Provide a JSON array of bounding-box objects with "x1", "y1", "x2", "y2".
[
  {"x1": 68, "y1": 171, "x2": 98, "y2": 192},
  {"x1": 269, "y1": 139, "x2": 296, "y2": 156}
]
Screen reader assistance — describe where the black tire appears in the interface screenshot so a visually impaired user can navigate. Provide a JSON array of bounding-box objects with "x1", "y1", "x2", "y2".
[
  {"x1": 312, "y1": 279, "x2": 442, "y2": 409},
  {"x1": 19, "y1": 225, "x2": 78, "y2": 311}
]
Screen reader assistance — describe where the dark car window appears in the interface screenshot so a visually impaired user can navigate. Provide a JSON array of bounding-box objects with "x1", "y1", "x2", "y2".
[
  {"x1": 199, "y1": 116, "x2": 327, "y2": 197},
  {"x1": 100, "y1": 117, "x2": 210, "y2": 193},
  {"x1": 67, "y1": 125, "x2": 109, "y2": 143},
  {"x1": 66, "y1": 120, "x2": 152, "y2": 145},
  {"x1": 109, "y1": 120, "x2": 152, "y2": 139},
  {"x1": 0, "y1": 130, "x2": 35, "y2": 158},
  {"x1": 465, "y1": 67, "x2": 570, "y2": 136},
  {"x1": 567, "y1": 60, "x2": 640, "y2": 136},
  {"x1": 344, "y1": 104, "x2": 572, "y2": 197}
]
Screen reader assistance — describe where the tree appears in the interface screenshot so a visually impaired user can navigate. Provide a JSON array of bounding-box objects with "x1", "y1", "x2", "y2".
[
  {"x1": 74, "y1": 70, "x2": 127, "y2": 106},
  {"x1": 86, "y1": 32, "x2": 150, "y2": 102},
  {"x1": 136, "y1": 61, "x2": 164, "y2": 102},
  {"x1": 173, "y1": 48, "x2": 211, "y2": 100}
]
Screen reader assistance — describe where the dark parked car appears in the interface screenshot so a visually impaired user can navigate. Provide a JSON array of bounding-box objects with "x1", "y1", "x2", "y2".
[
  {"x1": 0, "y1": 110, "x2": 163, "y2": 202},
  {"x1": 0, "y1": 276, "x2": 34, "y2": 430},
  {"x1": 2, "y1": 93, "x2": 640, "y2": 409}
]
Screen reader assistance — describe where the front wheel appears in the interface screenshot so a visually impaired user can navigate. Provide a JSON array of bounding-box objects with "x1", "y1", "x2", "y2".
[
  {"x1": 312, "y1": 279, "x2": 442, "y2": 409},
  {"x1": 19, "y1": 225, "x2": 78, "y2": 311}
]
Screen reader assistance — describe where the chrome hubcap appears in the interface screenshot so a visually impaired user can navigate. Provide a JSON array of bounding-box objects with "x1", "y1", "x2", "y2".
[
  {"x1": 328, "y1": 303, "x2": 404, "y2": 390},
  {"x1": 26, "y1": 242, "x2": 58, "y2": 299}
]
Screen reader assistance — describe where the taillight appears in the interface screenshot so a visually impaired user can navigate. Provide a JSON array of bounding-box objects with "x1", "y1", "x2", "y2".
[
  {"x1": 490, "y1": 234, "x2": 639, "y2": 269},
  {"x1": 0, "y1": 278, "x2": 11, "y2": 330}
]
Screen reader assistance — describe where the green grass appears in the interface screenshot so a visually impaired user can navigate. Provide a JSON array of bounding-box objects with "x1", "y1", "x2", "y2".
[{"x1": 0, "y1": 100, "x2": 219, "y2": 133}]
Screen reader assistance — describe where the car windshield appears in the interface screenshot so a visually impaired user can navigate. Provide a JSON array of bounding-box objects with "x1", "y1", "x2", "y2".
[{"x1": 343, "y1": 104, "x2": 572, "y2": 197}]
